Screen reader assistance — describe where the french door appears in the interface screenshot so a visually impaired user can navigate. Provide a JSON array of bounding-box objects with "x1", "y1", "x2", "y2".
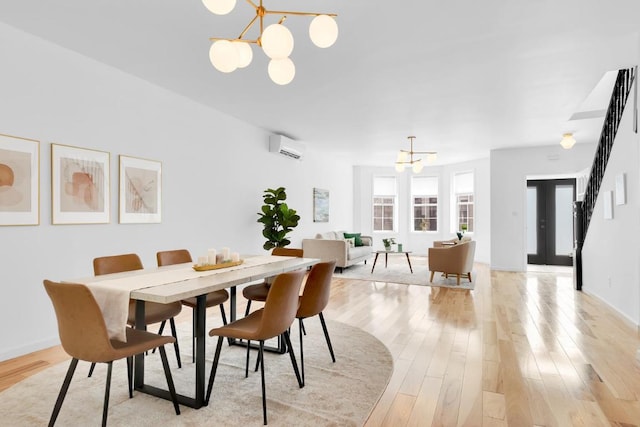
[{"x1": 527, "y1": 179, "x2": 576, "y2": 266}]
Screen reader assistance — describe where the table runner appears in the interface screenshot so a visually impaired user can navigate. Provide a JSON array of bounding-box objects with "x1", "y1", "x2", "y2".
[{"x1": 74, "y1": 255, "x2": 287, "y2": 342}]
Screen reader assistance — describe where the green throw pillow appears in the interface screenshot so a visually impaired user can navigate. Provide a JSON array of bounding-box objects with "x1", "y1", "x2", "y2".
[{"x1": 344, "y1": 232, "x2": 363, "y2": 247}]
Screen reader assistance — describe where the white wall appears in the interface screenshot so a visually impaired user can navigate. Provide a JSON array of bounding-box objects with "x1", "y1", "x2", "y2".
[
  {"x1": 353, "y1": 157, "x2": 490, "y2": 263},
  {"x1": 581, "y1": 81, "x2": 640, "y2": 325},
  {"x1": 0, "y1": 23, "x2": 354, "y2": 361},
  {"x1": 490, "y1": 143, "x2": 597, "y2": 271}
]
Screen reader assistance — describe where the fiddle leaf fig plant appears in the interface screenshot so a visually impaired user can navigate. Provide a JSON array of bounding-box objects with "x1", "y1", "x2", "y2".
[{"x1": 257, "y1": 187, "x2": 300, "y2": 251}]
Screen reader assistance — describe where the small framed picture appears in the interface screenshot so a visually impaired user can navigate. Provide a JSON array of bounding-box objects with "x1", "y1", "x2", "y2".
[
  {"x1": 51, "y1": 143, "x2": 110, "y2": 224},
  {"x1": 313, "y1": 188, "x2": 329, "y2": 222},
  {"x1": 0, "y1": 133, "x2": 40, "y2": 226},
  {"x1": 119, "y1": 155, "x2": 161, "y2": 224}
]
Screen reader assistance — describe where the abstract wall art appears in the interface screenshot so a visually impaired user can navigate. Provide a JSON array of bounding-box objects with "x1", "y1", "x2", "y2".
[
  {"x1": 0, "y1": 133, "x2": 39, "y2": 226},
  {"x1": 119, "y1": 155, "x2": 161, "y2": 224}
]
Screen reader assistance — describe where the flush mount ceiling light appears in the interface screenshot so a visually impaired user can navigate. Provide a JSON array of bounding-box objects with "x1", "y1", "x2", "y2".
[
  {"x1": 395, "y1": 136, "x2": 437, "y2": 173},
  {"x1": 203, "y1": 0, "x2": 338, "y2": 85},
  {"x1": 560, "y1": 133, "x2": 576, "y2": 149}
]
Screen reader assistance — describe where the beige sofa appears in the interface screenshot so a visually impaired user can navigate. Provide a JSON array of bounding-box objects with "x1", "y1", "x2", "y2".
[{"x1": 302, "y1": 231, "x2": 372, "y2": 272}]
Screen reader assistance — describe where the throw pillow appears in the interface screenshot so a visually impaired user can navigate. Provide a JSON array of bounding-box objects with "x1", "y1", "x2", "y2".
[
  {"x1": 343, "y1": 232, "x2": 363, "y2": 247},
  {"x1": 345, "y1": 237, "x2": 356, "y2": 248}
]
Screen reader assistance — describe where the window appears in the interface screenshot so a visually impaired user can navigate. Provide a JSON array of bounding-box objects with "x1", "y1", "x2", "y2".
[
  {"x1": 412, "y1": 176, "x2": 438, "y2": 231},
  {"x1": 372, "y1": 176, "x2": 396, "y2": 231},
  {"x1": 453, "y1": 171, "x2": 474, "y2": 232}
]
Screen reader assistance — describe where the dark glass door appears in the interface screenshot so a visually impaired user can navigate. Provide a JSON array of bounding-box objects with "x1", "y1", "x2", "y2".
[{"x1": 527, "y1": 179, "x2": 576, "y2": 266}]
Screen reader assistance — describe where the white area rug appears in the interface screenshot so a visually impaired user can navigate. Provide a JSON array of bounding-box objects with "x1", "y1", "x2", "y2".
[
  {"x1": 335, "y1": 255, "x2": 476, "y2": 289},
  {"x1": 0, "y1": 319, "x2": 392, "y2": 426}
]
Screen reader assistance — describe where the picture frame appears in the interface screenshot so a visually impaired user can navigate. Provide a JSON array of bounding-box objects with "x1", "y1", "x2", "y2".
[
  {"x1": 615, "y1": 173, "x2": 626, "y2": 205},
  {"x1": 51, "y1": 143, "x2": 110, "y2": 224},
  {"x1": 119, "y1": 155, "x2": 162, "y2": 224},
  {"x1": 0, "y1": 133, "x2": 40, "y2": 226},
  {"x1": 313, "y1": 188, "x2": 329, "y2": 222}
]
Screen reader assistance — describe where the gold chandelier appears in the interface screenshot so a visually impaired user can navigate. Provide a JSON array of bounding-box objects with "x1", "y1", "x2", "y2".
[
  {"x1": 395, "y1": 136, "x2": 437, "y2": 173},
  {"x1": 203, "y1": 0, "x2": 338, "y2": 85}
]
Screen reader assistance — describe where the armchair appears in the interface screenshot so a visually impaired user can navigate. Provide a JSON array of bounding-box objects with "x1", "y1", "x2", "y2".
[{"x1": 428, "y1": 240, "x2": 476, "y2": 286}]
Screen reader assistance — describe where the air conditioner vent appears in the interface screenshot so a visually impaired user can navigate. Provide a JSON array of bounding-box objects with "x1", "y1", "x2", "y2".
[{"x1": 269, "y1": 134, "x2": 305, "y2": 161}]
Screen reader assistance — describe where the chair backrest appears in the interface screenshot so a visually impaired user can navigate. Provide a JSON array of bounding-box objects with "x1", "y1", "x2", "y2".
[
  {"x1": 43, "y1": 280, "x2": 114, "y2": 362},
  {"x1": 462, "y1": 240, "x2": 476, "y2": 272},
  {"x1": 93, "y1": 253, "x2": 143, "y2": 276},
  {"x1": 297, "y1": 260, "x2": 336, "y2": 319},
  {"x1": 272, "y1": 247, "x2": 303, "y2": 257},
  {"x1": 157, "y1": 249, "x2": 192, "y2": 267},
  {"x1": 258, "y1": 269, "x2": 306, "y2": 338}
]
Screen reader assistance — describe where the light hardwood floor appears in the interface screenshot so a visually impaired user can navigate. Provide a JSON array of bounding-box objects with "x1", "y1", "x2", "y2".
[{"x1": 2, "y1": 263, "x2": 640, "y2": 426}]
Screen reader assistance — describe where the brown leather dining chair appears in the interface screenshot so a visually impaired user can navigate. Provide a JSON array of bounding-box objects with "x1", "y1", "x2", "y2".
[
  {"x1": 296, "y1": 260, "x2": 337, "y2": 385},
  {"x1": 243, "y1": 247, "x2": 303, "y2": 316},
  {"x1": 88, "y1": 253, "x2": 183, "y2": 379},
  {"x1": 43, "y1": 280, "x2": 180, "y2": 427},
  {"x1": 156, "y1": 249, "x2": 229, "y2": 363},
  {"x1": 205, "y1": 269, "x2": 306, "y2": 425}
]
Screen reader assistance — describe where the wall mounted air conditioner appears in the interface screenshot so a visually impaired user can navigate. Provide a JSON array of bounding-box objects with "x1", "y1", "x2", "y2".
[{"x1": 269, "y1": 134, "x2": 305, "y2": 160}]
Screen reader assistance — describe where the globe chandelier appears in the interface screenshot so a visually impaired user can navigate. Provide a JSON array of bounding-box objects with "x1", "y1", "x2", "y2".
[
  {"x1": 395, "y1": 136, "x2": 437, "y2": 173},
  {"x1": 203, "y1": 0, "x2": 338, "y2": 85}
]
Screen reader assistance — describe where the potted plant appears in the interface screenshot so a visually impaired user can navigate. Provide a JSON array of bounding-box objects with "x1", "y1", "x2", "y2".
[
  {"x1": 257, "y1": 187, "x2": 300, "y2": 250},
  {"x1": 382, "y1": 238, "x2": 395, "y2": 251}
]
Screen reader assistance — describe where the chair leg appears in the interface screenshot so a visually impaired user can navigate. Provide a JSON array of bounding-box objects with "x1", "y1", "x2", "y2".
[
  {"x1": 244, "y1": 300, "x2": 252, "y2": 317},
  {"x1": 457, "y1": 274, "x2": 461, "y2": 286},
  {"x1": 169, "y1": 317, "x2": 182, "y2": 369},
  {"x1": 298, "y1": 318, "x2": 305, "y2": 385},
  {"x1": 259, "y1": 340, "x2": 267, "y2": 426},
  {"x1": 318, "y1": 312, "x2": 336, "y2": 363},
  {"x1": 300, "y1": 319, "x2": 306, "y2": 336},
  {"x1": 429, "y1": 271, "x2": 435, "y2": 282},
  {"x1": 101, "y1": 361, "x2": 113, "y2": 427},
  {"x1": 219, "y1": 303, "x2": 228, "y2": 325},
  {"x1": 88, "y1": 362, "x2": 96, "y2": 378},
  {"x1": 48, "y1": 358, "x2": 79, "y2": 427},
  {"x1": 152, "y1": 320, "x2": 167, "y2": 355},
  {"x1": 126, "y1": 356, "x2": 133, "y2": 398},
  {"x1": 283, "y1": 330, "x2": 303, "y2": 388},
  {"x1": 245, "y1": 340, "x2": 251, "y2": 378},
  {"x1": 205, "y1": 336, "x2": 224, "y2": 405},
  {"x1": 467, "y1": 272, "x2": 472, "y2": 282},
  {"x1": 254, "y1": 345, "x2": 261, "y2": 372},
  {"x1": 158, "y1": 346, "x2": 181, "y2": 415}
]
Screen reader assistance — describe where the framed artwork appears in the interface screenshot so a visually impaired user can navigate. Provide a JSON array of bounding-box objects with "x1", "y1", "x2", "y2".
[
  {"x1": 615, "y1": 173, "x2": 626, "y2": 205},
  {"x1": 603, "y1": 190, "x2": 613, "y2": 220},
  {"x1": 119, "y1": 155, "x2": 161, "y2": 224},
  {"x1": 0, "y1": 133, "x2": 40, "y2": 226},
  {"x1": 51, "y1": 143, "x2": 110, "y2": 224},
  {"x1": 313, "y1": 188, "x2": 329, "y2": 222}
]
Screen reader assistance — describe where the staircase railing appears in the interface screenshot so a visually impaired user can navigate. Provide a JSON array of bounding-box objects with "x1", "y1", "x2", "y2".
[{"x1": 581, "y1": 67, "x2": 636, "y2": 236}]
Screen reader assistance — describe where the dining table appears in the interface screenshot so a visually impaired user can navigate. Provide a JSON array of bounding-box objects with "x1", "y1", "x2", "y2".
[{"x1": 64, "y1": 254, "x2": 319, "y2": 409}]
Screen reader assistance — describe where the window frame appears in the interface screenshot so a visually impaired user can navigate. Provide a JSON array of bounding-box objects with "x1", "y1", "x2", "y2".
[
  {"x1": 372, "y1": 176, "x2": 397, "y2": 232},
  {"x1": 411, "y1": 175, "x2": 439, "y2": 233},
  {"x1": 452, "y1": 171, "x2": 475, "y2": 233}
]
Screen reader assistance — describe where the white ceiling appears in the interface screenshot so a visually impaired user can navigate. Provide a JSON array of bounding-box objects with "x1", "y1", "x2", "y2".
[{"x1": 1, "y1": 1, "x2": 639, "y2": 165}]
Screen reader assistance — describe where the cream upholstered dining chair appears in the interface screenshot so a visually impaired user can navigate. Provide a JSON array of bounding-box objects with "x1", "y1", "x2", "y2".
[
  {"x1": 156, "y1": 249, "x2": 229, "y2": 363},
  {"x1": 205, "y1": 269, "x2": 306, "y2": 425},
  {"x1": 295, "y1": 260, "x2": 337, "y2": 385},
  {"x1": 87, "y1": 253, "x2": 183, "y2": 379},
  {"x1": 428, "y1": 240, "x2": 476, "y2": 285},
  {"x1": 43, "y1": 280, "x2": 180, "y2": 427},
  {"x1": 242, "y1": 247, "x2": 303, "y2": 316}
]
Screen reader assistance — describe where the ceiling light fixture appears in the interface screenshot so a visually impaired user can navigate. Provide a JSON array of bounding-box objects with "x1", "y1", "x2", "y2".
[
  {"x1": 395, "y1": 136, "x2": 437, "y2": 173},
  {"x1": 203, "y1": 0, "x2": 338, "y2": 85},
  {"x1": 560, "y1": 133, "x2": 576, "y2": 149}
]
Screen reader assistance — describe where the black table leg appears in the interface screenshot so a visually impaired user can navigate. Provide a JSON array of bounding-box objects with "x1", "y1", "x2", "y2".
[
  {"x1": 371, "y1": 253, "x2": 380, "y2": 273},
  {"x1": 406, "y1": 253, "x2": 413, "y2": 273},
  {"x1": 194, "y1": 294, "x2": 206, "y2": 405},
  {"x1": 134, "y1": 300, "x2": 146, "y2": 388},
  {"x1": 384, "y1": 252, "x2": 388, "y2": 268}
]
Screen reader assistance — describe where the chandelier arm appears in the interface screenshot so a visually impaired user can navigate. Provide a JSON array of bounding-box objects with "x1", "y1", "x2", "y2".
[
  {"x1": 265, "y1": 10, "x2": 338, "y2": 17},
  {"x1": 246, "y1": 0, "x2": 259, "y2": 9},
  {"x1": 238, "y1": 15, "x2": 260, "y2": 39},
  {"x1": 209, "y1": 36, "x2": 259, "y2": 44}
]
